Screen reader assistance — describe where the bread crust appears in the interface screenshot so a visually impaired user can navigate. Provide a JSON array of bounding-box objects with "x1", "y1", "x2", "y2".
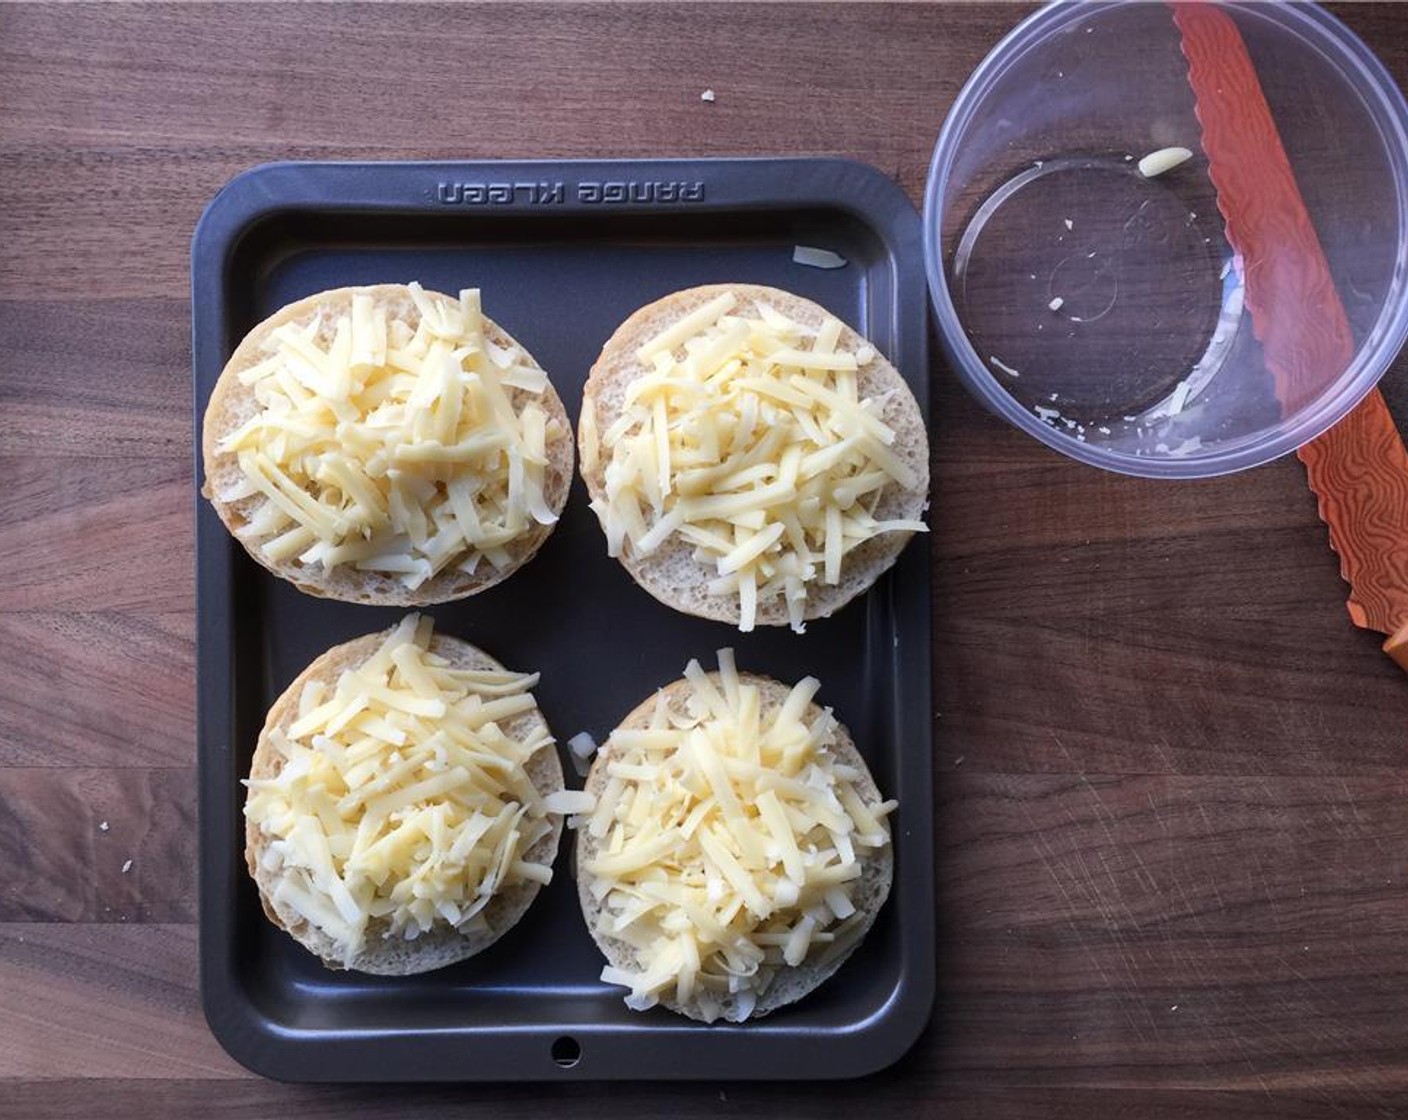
[
  {"x1": 202, "y1": 284, "x2": 573, "y2": 606},
  {"x1": 245, "y1": 625, "x2": 565, "y2": 975},
  {"x1": 578, "y1": 283, "x2": 928, "y2": 627},
  {"x1": 575, "y1": 670, "x2": 894, "y2": 1022}
]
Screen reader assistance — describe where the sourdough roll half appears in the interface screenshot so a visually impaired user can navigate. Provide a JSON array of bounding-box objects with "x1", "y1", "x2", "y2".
[
  {"x1": 579, "y1": 284, "x2": 929, "y2": 632},
  {"x1": 203, "y1": 283, "x2": 572, "y2": 606},
  {"x1": 244, "y1": 615, "x2": 570, "y2": 975},
  {"x1": 575, "y1": 651, "x2": 897, "y2": 1022}
]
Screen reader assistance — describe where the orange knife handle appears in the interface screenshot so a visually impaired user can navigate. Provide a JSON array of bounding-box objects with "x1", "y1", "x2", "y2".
[
  {"x1": 1384, "y1": 623, "x2": 1408, "y2": 673},
  {"x1": 1298, "y1": 388, "x2": 1408, "y2": 654}
]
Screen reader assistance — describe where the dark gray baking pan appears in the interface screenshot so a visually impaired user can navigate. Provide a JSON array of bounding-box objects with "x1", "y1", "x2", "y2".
[{"x1": 192, "y1": 158, "x2": 934, "y2": 1082}]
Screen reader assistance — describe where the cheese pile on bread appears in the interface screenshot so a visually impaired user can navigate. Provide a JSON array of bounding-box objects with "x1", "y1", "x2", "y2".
[
  {"x1": 244, "y1": 615, "x2": 566, "y2": 974},
  {"x1": 203, "y1": 283, "x2": 572, "y2": 606},
  {"x1": 579, "y1": 284, "x2": 928, "y2": 631},
  {"x1": 575, "y1": 650, "x2": 896, "y2": 1022}
]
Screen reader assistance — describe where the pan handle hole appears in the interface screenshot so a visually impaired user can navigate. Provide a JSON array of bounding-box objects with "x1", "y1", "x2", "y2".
[{"x1": 551, "y1": 1036, "x2": 581, "y2": 1069}]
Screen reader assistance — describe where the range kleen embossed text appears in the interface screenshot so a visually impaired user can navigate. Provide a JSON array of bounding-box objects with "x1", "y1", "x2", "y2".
[
  {"x1": 435, "y1": 180, "x2": 705, "y2": 205},
  {"x1": 436, "y1": 182, "x2": 565, "y2": 205},
  {"x1": 576, "y1": 180, "x2": 705, "y2": 203}
]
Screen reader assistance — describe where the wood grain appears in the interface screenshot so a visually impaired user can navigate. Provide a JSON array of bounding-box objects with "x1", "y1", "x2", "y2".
[
  {"x1": 936, "y1": 774, "x2": 1408, "y2": 1085},
  {"x1": 2, "y1": 1, "x2": 1408, "y2": 1116},
  {"x1": 0, "y1": 299, "x2": 191, "y2": 457},
  {"x1": 0, "y1": 614, "x2": 193, "y2": 766},
  {"x1": 0, "y1": 925, "x2": 237, "y2": 1079},
  {"x1": 6, "y1": 1084, "x2": 1408, "y2": 1120},
  {"x1": 0, "y1": 464, "x2": 194, "y2": 612},
  {"x1": 0, "y1": 769, "x2": 195, "y2": 920}
]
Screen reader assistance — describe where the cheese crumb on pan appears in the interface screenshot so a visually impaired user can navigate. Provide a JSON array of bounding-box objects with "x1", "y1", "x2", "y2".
[
  {"x1": 243, "y1": 614, "x2": 562, "y2": 965},
  {"x1": 588, "y1": 294, "x2": 927, "y2": 632},
  {"x1": 791, "y1": 245, "x2": 848, "y2": 270},
  {"x1": 218, "y1": 284, "x2": 564, "y2": 591},
  {"x1": 584, "y1": 650, "x2": 896, "y2": 1022}
]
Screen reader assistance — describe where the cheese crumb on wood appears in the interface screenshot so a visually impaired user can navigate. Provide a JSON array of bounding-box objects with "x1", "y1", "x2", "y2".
[
  {"x1": 592, "y1": 298, "x2": 927, "y2": 632},
  {"x1": 218, "y1": 284, "x2": 564, "y2": 591},
  {"x1": 585, "y1": 651, "x2": 897, "y2": 1022},
  {"x1": 243, "y1": 615, "x2": 562, "y2": 964}
]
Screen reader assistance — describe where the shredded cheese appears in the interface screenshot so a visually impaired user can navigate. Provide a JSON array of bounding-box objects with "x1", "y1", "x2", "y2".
[
  {"x1": 219, "y1": 284, "x2": 565, "y2": 590},
  {"x1": 588, "y1": 295, "x2": 926, "y2": 632},
  {"x1": 584, "y1": 650, "x2": 896, "y2": 1022},
  {"x1": 243, "y1": 615, "x2": 562, "y2": 965}
]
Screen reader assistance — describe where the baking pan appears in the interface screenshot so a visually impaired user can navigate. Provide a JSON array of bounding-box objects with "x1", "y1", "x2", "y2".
[{"x1": 193, "y1": 158, "x2": 934, "y2": 1081}]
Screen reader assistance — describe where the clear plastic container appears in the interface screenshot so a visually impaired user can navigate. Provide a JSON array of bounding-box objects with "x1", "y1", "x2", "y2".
[{"x1": 924, "y1": 0, "x2": 1408, "y2": 478}]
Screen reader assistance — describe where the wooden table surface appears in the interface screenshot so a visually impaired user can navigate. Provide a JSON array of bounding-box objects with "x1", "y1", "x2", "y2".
[{"x1": 4, "y1": 2, "x2": 1408, "y2": 1116}]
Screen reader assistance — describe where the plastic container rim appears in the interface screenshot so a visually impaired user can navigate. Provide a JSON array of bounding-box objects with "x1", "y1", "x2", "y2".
[{"x1": 923, "y1": 0, "x2": 1408, "y2": 479}]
